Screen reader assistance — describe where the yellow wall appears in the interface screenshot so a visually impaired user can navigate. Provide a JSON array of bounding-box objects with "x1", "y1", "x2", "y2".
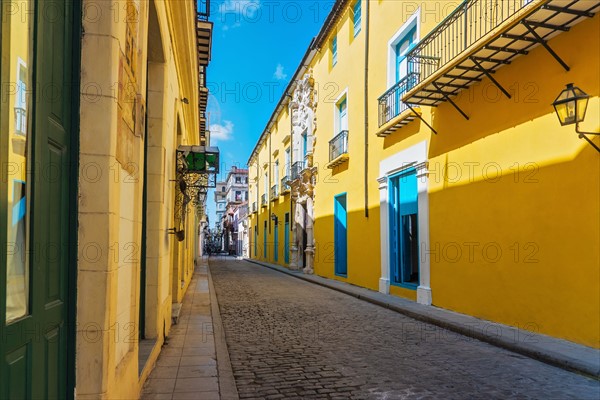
[
  {"x1": 248, "y1": 0, "x2": 600, "y2": 348},
  {"x1": 77, "y1": 0, "x2": 206, "y2": 398},
  {"x1": 249, "y1": 104, "x2": 294, "y2": 265}
]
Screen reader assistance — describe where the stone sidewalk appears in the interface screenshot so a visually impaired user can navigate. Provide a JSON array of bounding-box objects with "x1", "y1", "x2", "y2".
[{"x1": 141, "y1": 259, "x2": 238, "y2": 400}]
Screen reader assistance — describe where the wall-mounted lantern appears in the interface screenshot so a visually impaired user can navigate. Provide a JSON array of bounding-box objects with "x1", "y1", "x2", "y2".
[{"x1": 552, "y1": 83, "x2": 599, "y2": 152}]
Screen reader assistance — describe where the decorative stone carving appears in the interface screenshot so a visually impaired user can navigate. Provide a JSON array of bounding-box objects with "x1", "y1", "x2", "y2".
[{"x1": 289, "y1": 70, "x2": 317, "y2": 274}]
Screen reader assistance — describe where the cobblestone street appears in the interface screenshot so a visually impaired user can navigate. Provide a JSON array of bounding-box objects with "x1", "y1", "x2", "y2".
[{"x1": 210, "y1": 258, "x2": 600, "y2": 400}]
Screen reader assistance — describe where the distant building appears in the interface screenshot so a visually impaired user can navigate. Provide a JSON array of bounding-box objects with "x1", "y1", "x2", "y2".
[
  {"x1": 222, "y1": 167, "x2": 249, "y2": 254},
  {"x1": 214, "y1": 181, "x2": 227, "y2": 229}
]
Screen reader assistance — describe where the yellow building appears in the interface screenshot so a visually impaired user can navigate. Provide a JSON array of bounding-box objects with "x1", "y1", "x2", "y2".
[
  {"x1": 1, "y1": 0, "x2": 216, "y2": 398},
  {"x1": 248, "y1": 0, "x2": 600, "y2": 350}
]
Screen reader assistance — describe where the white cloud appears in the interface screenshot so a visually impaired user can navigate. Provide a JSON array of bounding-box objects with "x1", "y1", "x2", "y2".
[
  {"x1": 210, "y1": 120, "x2": 234, "y2": 143},
  {"x1": 219, "y1": 0, "x2": 261, "y2": 30},
  {"x1": 273, "y1": 64, "x2": 288, "y2": 81}
]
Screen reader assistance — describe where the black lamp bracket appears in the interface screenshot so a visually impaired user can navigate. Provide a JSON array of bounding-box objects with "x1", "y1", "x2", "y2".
[{"x1": 576, "y1": 123, "x2": 600, "y2": 153}]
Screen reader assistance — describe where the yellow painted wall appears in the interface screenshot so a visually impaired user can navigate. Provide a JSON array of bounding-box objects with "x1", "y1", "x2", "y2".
[
  {"x1": 249, "y1": 103, "x2": 294, "y2": 265},
  {"x1": 249, "y1": 0, "x2": 600, "y2": 348},
  {"x1": 425, "y1": 16, "x2": 600, "y2": 348},
  {"x1": 78, "y1": 0, "x2": 205, "y2": 398}
]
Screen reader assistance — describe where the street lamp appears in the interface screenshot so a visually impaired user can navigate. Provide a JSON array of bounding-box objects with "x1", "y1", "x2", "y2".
[{"x1": 552, "y1": 83, "x2": 599, "y2": 152}]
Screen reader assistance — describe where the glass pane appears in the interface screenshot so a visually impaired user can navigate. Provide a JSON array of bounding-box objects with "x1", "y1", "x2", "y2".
[{"x1": 4, "y1": 0, "x2": 34, "y2": 323}]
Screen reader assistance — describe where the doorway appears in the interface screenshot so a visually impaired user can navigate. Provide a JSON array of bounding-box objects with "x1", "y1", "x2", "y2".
[{"x1": 334, "y1": 194, "x2": 348, "y2": 276}]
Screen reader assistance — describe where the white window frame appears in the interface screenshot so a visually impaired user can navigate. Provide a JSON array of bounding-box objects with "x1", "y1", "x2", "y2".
[
  {"x1": 284, "y1": 147, "x2": 291, "y2": 177},
  {"x1": 377, "y1": 141, "x2": 431, "y2": 305},
  {"x1": 333, "y1": 88, "x2": 349, "y2": 137},
  {"x1": 386, "y1": 9, "x2": 420, "y2": 88}
]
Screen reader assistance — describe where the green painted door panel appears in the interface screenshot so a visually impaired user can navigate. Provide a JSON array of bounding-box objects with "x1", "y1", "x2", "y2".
[{"x1": 1, "y1": 0, "x2": 74, "y2": 398}]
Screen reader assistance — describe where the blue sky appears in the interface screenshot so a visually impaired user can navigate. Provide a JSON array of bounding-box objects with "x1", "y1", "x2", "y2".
[{"x1": 205, "y1": 0, "x2": 334, "y2": 226}]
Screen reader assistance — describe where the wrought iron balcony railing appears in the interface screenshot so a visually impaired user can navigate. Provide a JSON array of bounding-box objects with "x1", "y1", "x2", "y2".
[
  {"x1": 281, "y1": 176, "x2": 291, "y2": 193},
  {"x1": 378, "y1": 74, "x2": 420, "y2": 127},
  {"x1": 407, "y1": 0, "x2": 529, "y2": 86},
  {"x1": 329, "y1": 130, "x2": 349, "y2": 162},
  {"x1": 270, "y1": 184, "x2": 279, "y2": 200},
  {"x1": 261, "y1": 193, "x2": 267, "y2": 206},
  {"x1": 197, "y1": 0, "x2": 210, "y2": 21},
  {"x1": 290, "y1": 161, "x2": 305, "y2": 181},
  {"x1": 403, "y1": 0, "x2": 599, "y2": 111}
]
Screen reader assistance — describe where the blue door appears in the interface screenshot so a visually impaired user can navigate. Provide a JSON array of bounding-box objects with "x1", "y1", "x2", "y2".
[
  {"x1": 254, "y1": 226, "x2": 257, "y2": 257},
  {"x1": 263, "y1": 221, "x2": 267, "y2": 258},
  {"x1": 389, "y1": 168, "x2": 419, "y2": 287},
  {"x1": 334, "y1": 194, "x2": 348, "y2": 276},
  {"x1": 274, "y1": 222, "x2": 279, "y2": 262},
  {"x1": 284, "y1": 213, "x2": 290, "y2": 264}
]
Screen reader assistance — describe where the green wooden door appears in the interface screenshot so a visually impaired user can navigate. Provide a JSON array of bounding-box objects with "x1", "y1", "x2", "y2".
[{"x1": 1, "y1": 0, "x2": 76, "y2": 398}]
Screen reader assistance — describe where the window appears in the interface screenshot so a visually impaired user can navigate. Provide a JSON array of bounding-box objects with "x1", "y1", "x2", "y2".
[
  {"x1": 235, "y1": 191, "x2": 242, "y2": 201},
  {"x1": 285, "y1": 148, "x2": 291, "y2": 176},
  {"x1": 332, "y1": 35, "x2": 338, "y2": 66},
  {"x1": 353, "y1": 1, "x2": 362, "y2": 37},
  {"x1": 387, "y1": 12, "x2": 419, "y2": 88},
  {"x1": 396, "y1": 27, "x2": 417, "y2": 83},
  {"x1": 389, "y1": 168, "x2": 419, "y2": 287},
  {"x1": 337, "y1": 97, "x2": 348, "y2": 134},
  {"x1": 301, "y1": 130, "x2": 308, "y2": 160},
  {"x1": 15, "y1": 59, "x2": 28, "y2": 136},
  {"x1": 235, "y1": 176, "x2": 241, "y2": 183},
  {"x1": 274, "y1": 160, "x2": 279, "y2": 184},
  {"x1": 264, "y1": 172, "x2": 268, "y2": 196}
]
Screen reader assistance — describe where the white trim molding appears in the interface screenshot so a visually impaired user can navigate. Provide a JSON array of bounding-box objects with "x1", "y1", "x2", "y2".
[
  {"x1": 378, "y1": 141, "x2": 432, "y2": 305},
  {"x1": 386, "y1": 9, "x2": 421, "y2": 88}
]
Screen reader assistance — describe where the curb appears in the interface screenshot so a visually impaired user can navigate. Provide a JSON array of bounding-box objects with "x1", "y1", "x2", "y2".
[
  {"x1": 245, "y1": 258, "x2": 600, "y2": 380},
  {"x1": 207, "y1": 259, "x2": 240, "y2": 400}
]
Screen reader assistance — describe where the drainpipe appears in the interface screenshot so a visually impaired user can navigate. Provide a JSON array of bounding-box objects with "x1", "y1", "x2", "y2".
[{"x1": 363, "y1": 0, "x2": 371, "y2": 218}]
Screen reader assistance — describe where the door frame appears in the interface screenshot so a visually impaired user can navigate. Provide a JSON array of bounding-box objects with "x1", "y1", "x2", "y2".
[{"x1": 377, "y1": 141, "x2": 431, "y2": 305}]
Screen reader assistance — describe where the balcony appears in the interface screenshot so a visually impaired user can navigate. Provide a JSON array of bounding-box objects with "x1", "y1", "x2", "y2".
[
  {"x1": 270, "y1": 184, "x2": 279, "y2": 200},
  {"x1": 281, "y1": 176, "x2": 291, "y2": 194},
  {"x1": 377, "y1": 74, "x2": 422, "y2": 136},
  {"x1": 290, "y1": 161, "x2": 305, "y2": 181},
  {"x1": 261, "y1": 194, "x2": 267, "y2": 207},
  {"x1": 197, "y1": 0, "x2": 213, "y2": 67},
  {"x1": 402, "y1": 0, "x2": 599, "y2": 115},
  {"x1": 326, "y1": 130, "x2": 349, "y2": 169}
]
